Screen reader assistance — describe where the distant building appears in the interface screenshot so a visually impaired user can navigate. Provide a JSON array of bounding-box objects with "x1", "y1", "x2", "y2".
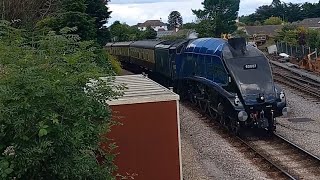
[
  {"x1": 293, "y1": 18, "x2": 320, "y2": 29},
  {"x1": 242, "y1": 25, "x2": 283, "y2": 37},
  {"x1": 137, "y1": 20, "x2": 168, "y2": 31}
]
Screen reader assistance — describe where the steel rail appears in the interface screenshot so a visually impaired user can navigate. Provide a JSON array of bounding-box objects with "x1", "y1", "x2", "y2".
[
  {"x1": 274, "y1": 133, "x2": 320, "y2": 162},
  {"x1": 236, "y1": 136, "x2": 297, "y2": 180},
  {"x1": 273, "y1": 75, "x2": 320, "y2": 99}
]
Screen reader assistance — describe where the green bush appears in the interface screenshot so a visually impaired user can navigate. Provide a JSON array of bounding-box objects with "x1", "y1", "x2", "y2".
[
  {"x1": 108, "y1": 54, "x2": 122, "y2": 75},
  {"x1": 0, "y1": 21, "x2": 123, "y2": 179}
]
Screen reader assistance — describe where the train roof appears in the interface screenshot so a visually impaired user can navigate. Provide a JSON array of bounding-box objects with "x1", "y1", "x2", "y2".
[
  {"x1": 155, "y1": 39, "x2": 190, "y2": 50},
  {"x1": 130, "y1": 40, "x2": 164, "y2": 49},
  {"x1": 184, "y1": 38, "x2": 266, "y2": 58},
  {"x1": 105, "y1": 42, "x2": 114, "y2": 47},
  {"x1": 185, "y1": 38, "x2": 227, "y2": 56},
  {"x1": 112, "y1": 41, "x2": 134, "y2": 47}
]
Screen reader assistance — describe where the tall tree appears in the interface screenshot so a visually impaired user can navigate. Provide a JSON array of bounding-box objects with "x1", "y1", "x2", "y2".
[
  {"x1": 168, "y1": 11, "x2": 183, "y2": 30},
  {"x1": 85, "y1": 0, "x2": 112, "y2": 45},
  {"x1": 192, "y1": 0, "x2": 240, "y2": 37}
]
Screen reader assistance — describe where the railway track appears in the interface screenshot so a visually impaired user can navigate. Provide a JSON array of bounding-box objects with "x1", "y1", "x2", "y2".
[
  {"x1": 271, "y1": 62, "x2": 320, "y2": 100},
  {"x1": 240, "y1": 133, "x2": 320, "y2": 180},
  {"x1": 185, "y1": 102, "x2": 320, "y2": 180}
]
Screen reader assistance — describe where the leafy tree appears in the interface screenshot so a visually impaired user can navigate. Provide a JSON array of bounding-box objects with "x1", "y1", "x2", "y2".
[
  {"x1": 143, "y1": 26, "x2": 157, "y2": 39},
  {"x1": 306, "y1": 29, "x2": 320, "y2": 49},
  {"x1": 283, "y1": 3, "x2": 303, "y2": 22},
  {"x1": 109, "y1": 21, "x2": 130, "y2": 41},
  {"x1": 109, "y1": 21, "x2": 143, "y2": 41},
  {"x1": 239, "y1": 1, "x2": 320, "y2": 25},
  {"x1": 182, "y1": 22, "x2": 197, "y2": 30},
  {"x1": 0, "y1": 21, "x2": 123, "y2": 179},
  {"x1": 168, "y1": 11, "x2": 183, "y2": 30},
  {"x1": 85, "y1": 0, "x2": 112, "y2": 45},
  {"x1": 34, "y1": 0, "x2": 112, "y2": 46},
  {"x1": 264, "y1": 17, "x2": 283, "y2": 25},
  {"x1": 301, "y1": 2, "x2": 319, "y2": 18},
  {"x1": 36, "y1": 0, "x2": 97, "y2": 41},
  {"x1": 0, "y1": 0, "x2": 59, "y2": 28},
  {"x1": 192, "y1": 0, "x2": 240, "y2": 37}
]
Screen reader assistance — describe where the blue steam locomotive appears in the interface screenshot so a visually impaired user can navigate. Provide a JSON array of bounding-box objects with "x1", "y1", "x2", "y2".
[{"x1": 105, "y1": 37, "x2": 288, "y2": 134}]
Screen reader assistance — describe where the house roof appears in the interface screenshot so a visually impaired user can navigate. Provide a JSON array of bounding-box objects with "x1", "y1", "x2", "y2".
[
  {"x1": 244, "y1": 25, "x2": 283, "y2": 36},
  {"x1": 293, "y1": 18, "x2": 320, "y2": 28},
  {"x1": 137, "y1": 20, "x2": 166, "y2": 27}
]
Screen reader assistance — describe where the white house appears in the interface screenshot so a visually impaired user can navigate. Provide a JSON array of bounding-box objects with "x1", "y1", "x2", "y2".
[{"x1": 137, "y1": 20, "x2": 168, "y2": 31}]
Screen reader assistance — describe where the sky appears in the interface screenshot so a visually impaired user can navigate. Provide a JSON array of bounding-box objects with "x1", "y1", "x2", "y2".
[{"x1": 107, "y1": 0, "x2": 318, "y2": 26}]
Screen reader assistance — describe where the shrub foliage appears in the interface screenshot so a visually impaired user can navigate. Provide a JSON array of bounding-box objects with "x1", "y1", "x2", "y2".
[{"x1": 0, "y1": 21, "x2": 123, "y2": 179}]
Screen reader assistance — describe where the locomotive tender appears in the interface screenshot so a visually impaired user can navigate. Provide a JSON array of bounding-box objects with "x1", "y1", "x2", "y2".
[{"x1": 106, "y1": 37, "x2": 289, "y2": 134}]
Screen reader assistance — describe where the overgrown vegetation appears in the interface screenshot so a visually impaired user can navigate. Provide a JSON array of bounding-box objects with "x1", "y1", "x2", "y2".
[
  {"x1": 0, "y1": 0, "x2": 112, "y2": 46},
  {"x1": 275, "y1": 24, "x2": 320, "y2": 49},
  {"x1": 0, "y1": 21, "x2": 123, "y2": 179},
  {"x1": 0, "y1": 0, "x2": 123, "y2": 179}
]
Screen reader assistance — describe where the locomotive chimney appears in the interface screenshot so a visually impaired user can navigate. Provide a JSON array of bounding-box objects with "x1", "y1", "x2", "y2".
[{"x1": 228, "y1": 37, "x2": 247, "y2": 54}]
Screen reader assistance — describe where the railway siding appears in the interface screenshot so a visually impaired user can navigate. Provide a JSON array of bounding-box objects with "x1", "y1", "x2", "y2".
[{"x1": 270, "y1": 60, "x2": 320, "y2": 83}]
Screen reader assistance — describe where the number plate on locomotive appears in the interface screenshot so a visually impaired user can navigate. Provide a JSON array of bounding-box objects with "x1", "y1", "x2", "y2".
[{"x1": 244, "y1": 64, "x2": 257, "y2": 70}]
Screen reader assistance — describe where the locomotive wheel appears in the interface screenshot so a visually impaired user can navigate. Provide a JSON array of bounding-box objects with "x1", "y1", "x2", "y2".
[
  {"x1": 267, "y1": 120, "x2": 276, "y2": 135},
  {"x1": 208, "y1": 105, "x2": 218, "y2": 120},
  {"x1": 217, "y1": 103, "x2": 226, "y2": 126},
  {"x1": 187, "y1": 90, "x2": 197, "y2": 106},
  {"x1": 219, "y1": 115, "x2": 226, "y2": 127},
  {"x1": 198, "y1": 99, "x2": 208, "y2": 113},
  {"x1": 230, "y1": 119, "x2": 240, "y2": 136}
]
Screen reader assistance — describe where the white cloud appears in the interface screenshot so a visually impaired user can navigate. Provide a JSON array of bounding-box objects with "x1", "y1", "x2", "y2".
[
  {"x1": 107, "y1": 0, "x2": 201, "y2": 26},
  {"x1": 107, "y1": 0, "x2": 319, "y2": 26}
]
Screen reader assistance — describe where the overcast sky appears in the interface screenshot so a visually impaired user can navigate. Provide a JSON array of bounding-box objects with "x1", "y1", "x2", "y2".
[{"x1": 107, "y1": 0, "x2": 318, "y2": 26}]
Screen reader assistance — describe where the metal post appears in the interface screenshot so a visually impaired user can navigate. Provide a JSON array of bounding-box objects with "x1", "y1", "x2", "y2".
[
  {"x1": 290, "y1": 46, "x2": 293, "y2": 56},
  {"x1": 302, "y1": 45, "x2": 304, "y2": 55}
]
